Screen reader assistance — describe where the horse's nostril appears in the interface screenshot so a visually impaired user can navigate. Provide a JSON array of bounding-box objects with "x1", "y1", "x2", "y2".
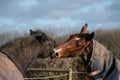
[{"x1": 55, "y1": 52, "x2": 58, "y2": 56}]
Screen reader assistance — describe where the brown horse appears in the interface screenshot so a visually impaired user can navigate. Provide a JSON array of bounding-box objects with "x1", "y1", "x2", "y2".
[
  {"x1": 0, "y1": 29, "x2": 55, "y2": 80},
  {"x1": 51, "y1": 24, "x2": 120, "y2": 80}
]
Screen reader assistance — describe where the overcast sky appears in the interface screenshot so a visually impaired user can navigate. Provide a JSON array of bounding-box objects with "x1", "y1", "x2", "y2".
[{"x1": 0, "y1": 0, "x2": 120, "y2": 34}]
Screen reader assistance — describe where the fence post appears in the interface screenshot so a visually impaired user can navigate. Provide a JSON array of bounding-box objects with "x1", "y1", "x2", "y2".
[{"x1": 69, "y1": 68, "x2": 72, "y2": 80}]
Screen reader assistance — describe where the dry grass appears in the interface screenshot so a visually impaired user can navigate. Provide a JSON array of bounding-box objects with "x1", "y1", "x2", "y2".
[
  {"x1": 95, "y1": 29, "x2": 120, "y2": 59},
  {"x1": 0, "y1": 29, "x2": 119, "y2": 59}
]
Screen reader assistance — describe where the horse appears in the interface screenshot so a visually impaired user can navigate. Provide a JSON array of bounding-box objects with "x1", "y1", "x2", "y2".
[
  {"x1": 0, "y1": 29, "x2": 55, "y2": 80},
  {"x1": 51, "y1": 23, "x2": 120, "y2": 80}
]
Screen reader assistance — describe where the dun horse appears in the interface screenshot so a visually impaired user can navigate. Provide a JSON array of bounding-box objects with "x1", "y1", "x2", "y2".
[
  {"x1": 51, "y1": 24, "x2": 120, "y2": 80},
  {"x1": 0, "y1": 29, "x2": 55, "y2": 80}
]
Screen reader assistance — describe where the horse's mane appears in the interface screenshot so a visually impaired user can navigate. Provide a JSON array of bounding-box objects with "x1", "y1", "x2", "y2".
[{"x1": 0, "y1": 35, "x2": 34, "y2": 51}]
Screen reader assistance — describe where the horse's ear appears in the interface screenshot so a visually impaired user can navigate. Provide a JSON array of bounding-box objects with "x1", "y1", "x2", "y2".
[
  {"x1": 90, "y1": 32, "x2": 94, "y2": 40},
  {"x1": 86, "y1": 32, "x2": 94, "y2": 41},
  {"x1": 80, "y1": 23, "x2": 88, "y2": 33},
  {"x1": 30, "y1": 29, "x2": 34, "y2": 35}
]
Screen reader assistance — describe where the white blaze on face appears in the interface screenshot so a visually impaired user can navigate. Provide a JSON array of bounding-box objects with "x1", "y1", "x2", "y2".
[
  {"x1": 75, "y1": 37, "x2": 81, "y2": 40},
  {"x1": 53, "y1": 48, "x2": 62, "y2": 53}
]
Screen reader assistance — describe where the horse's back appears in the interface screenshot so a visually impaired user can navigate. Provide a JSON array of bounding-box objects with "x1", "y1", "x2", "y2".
[{"x1": 0, "y1": 52, "x2": 23, "y2": 80}]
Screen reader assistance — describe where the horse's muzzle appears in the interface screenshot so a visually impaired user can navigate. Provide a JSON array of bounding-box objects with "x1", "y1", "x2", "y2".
[{"x1": 50, "y1": 49, "x2": 59, "y2": 59}]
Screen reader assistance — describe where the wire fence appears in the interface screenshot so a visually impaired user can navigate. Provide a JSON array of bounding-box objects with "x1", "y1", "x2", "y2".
[
  {"x1": 24, "y1": 74, "x2": 69, "y2": 80},
  {"x1": 24, "y1": 68, "x2": 88, "y2": 80}
]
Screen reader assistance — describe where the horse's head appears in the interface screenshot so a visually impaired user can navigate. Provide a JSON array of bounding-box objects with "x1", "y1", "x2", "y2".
[
  {"x1": 51, "y1": 23, "x2": 94, "y2": 58},
  {"x1": 30, "y1": 29, "x2": 55, "y2": 58}
]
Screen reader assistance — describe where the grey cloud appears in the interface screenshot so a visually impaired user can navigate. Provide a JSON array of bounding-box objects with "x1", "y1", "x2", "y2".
[
  {"x1": 106, "y1": 0, "x2": 120, "y2": 22},
  {"x1": 0, "y1": 0, "x2": 120, "y2": 33},
  {"x1": 71, "y1": 0, "x2": 120, "y2": 27},
  {"x1": 0, "y1": 0, "x2": 106, "y2": 19}
]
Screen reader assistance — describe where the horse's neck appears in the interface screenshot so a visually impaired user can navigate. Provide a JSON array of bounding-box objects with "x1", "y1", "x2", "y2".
[
  {"x1": 0, "y1": 37, "x2": 41, "y2": 74},
  {"x1": 81, "y1": 40, "x2": 93, "y2": 66}
]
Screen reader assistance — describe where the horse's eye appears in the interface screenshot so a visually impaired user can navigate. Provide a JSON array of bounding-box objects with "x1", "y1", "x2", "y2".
[{"x1": 76, "y1": 43, "x2": 79, "y2": 47}]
